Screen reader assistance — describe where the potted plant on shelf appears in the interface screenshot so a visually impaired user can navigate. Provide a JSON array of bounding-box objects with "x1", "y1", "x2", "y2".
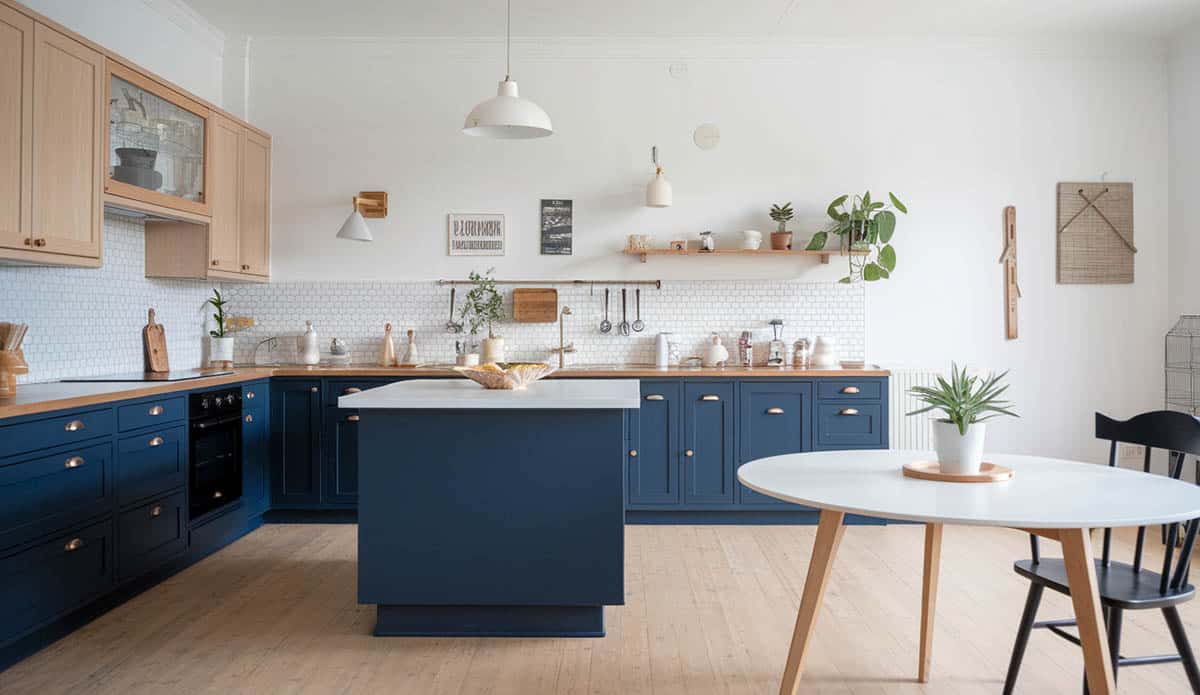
[
  {"x1": 207, "y1": 288, "x2": 234, "y2": 367},
  {"x1": 907, "y1": 362, "x2": 1018, "y2": 475},
  {"x1": 461, "y1": 269, "x2": 506, "y2": 363},
  {"x1": 807, "y1": 191, "x2": 907, "y2": 283},
  {"x1": 769, "y1": 202, "x2": 794, "y2": 250}
]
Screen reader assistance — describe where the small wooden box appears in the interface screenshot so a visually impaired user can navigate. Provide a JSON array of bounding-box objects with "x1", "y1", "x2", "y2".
[{"x1": 511, "y1": 288, "x2": 558, "y2": 323}]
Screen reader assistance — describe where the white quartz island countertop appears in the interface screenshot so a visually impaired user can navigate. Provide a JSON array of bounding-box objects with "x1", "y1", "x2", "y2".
[{"x1": 338, "y1": 378, "x2": 641, "y2": 410}]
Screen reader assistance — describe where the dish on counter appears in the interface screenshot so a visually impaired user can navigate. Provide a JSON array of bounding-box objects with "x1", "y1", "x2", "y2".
[{"x1": 452, "y1": 362, "x2": 555, "y2": 390}]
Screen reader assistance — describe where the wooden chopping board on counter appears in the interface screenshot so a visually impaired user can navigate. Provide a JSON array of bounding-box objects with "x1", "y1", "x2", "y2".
[
  {"x1": 143, "y1": 308, "x2": 170, "y2": 373},
  {"x1": 512, "y1": 288, "x2": 558, "y2": 323}
]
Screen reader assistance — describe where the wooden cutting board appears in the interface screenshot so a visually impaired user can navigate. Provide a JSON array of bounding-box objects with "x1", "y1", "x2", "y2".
[
  {"x1": 143, "y1": 308, "x2": 170, "y2": 373},
  {"x1": 512, "y1": 288, "x2": 558, "y2": 323}
]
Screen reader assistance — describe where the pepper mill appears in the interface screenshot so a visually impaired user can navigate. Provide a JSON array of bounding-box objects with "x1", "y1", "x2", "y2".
[{"x1": 379, "y1": 323, "x2": 396, "y2": 366}]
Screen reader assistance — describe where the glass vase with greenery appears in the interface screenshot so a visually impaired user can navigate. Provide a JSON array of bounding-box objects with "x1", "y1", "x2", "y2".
[{"x1": 460, "y1": 269, "x2": 504, "y2": 338}]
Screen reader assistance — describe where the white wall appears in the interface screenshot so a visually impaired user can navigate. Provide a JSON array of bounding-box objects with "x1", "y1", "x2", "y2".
[
  {"x1": 247, "y1": 36, "x2": 1171, "y2": 463},
  {"x1": 1169, "y1": 22, "x2": 1200, "y2": 320},
  {"x1": 21, "y1": 0, "x2": 224, "y2": 105}
]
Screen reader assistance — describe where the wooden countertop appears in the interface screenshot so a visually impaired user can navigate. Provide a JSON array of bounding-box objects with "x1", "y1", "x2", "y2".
[{"x1": 0, "y1": 364, "x2": 888, "y2": 420}]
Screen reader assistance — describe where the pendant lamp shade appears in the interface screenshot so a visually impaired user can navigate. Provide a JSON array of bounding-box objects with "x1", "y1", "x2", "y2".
[
  {"x1": 646, "y1": 146, "x2": 672, "y2": 207},
  {"x1": 463, "y1": 79, "x2": 553, "y2": 139},
  {"x1": 337, "y1": 210, "x2": 373, "y2": 242}
]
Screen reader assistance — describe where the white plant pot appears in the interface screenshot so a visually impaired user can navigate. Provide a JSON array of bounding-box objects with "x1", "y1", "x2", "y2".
[
  {"x1": 481, "y1": 337, "x2": 505, "y2": 364},
  {"x1": 209, "y1": 336, "x2": 234, "y2": 365},
  {"x1": 932, "y1": 420, "x2": 987, "y2": 475}
]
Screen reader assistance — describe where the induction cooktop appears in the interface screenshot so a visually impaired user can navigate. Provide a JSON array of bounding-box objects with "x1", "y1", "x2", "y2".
[{"x1": 61, "y1": 369, "x2": 234, "y2": 382}]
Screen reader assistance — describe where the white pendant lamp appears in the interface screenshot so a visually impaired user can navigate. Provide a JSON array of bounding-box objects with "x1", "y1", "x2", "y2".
[
  {"x1": 462, "y1": 0, "x2": 552, "y2": 139},
  {"x1": 336, "y1": 191, "x2": 388, "y2": 242},
  {"x1": 337, "y1": 210, "x2": 372, "y2": 242},
  {"x1": 646, "y1": 146, "x2": 672, "y2": 207}
]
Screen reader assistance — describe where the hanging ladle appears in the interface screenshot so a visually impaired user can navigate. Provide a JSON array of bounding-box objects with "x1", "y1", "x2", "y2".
[
  {"x1": 632, "y1": 288, "x2": 645, "y2": 332},
  {"x1": 600, "y1": 288, "x2": 612, "y2": 334}
]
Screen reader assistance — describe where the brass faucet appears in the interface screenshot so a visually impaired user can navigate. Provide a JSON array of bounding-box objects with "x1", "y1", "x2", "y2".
[{"x1": 550, "y1": 306, "x2": 576, "y2": 368}]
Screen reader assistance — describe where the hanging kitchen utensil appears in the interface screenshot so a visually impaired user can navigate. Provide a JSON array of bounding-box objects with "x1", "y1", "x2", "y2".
[
  {"x1": 619, "y1": 289, "x2": 631, "y2": 336},
  {"x1": 632, "y1": 288, "x2": 645, "y2": 332},
  {"x1": 143, "y1": 308, "x2": 169, "y2": 373},
  {"x1": 446, "y1": 287, "x2": 463, "y2": 333},
  {"x1": 600, "y1": 288, "x2": 612, "y2": 334}
]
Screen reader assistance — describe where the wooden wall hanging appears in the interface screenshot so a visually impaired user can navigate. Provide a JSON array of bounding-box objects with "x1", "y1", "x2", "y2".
[
  {"x1": 999, "y1": 206, "x2": 1020, "y2": 340},
  {"x1": 1056, "y1": 182, "x2": 1135, "y2": 284}
]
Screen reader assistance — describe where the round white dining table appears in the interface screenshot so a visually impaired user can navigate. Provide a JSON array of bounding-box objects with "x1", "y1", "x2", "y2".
[{"x1": 738, "y1": 450, "x2": 1200, "y2": 695}]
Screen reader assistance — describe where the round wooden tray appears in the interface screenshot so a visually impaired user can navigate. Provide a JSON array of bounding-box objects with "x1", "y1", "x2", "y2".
[{"x1": 902, "y1": 460, "x2": 1014, "y2": 483}]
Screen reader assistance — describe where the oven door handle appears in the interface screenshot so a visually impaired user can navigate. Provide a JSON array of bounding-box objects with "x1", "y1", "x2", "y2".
[{"x1": 192, "y1": 414, "x2": 243, "y2": 431}]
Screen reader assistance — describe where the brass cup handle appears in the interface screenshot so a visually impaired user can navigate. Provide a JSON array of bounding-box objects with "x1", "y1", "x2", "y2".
[
  {"x1": 839, "y1": 408, "x2": 860, "y2": 416},
  {"x1": 644, "y1": 394, "x2": 664, "y2": 401},
  {"x1": 628, "y1": 449, "x2": 638, "y2": 457},
  {"x1": 64, "y1": 538, "x2": 83, "y2": 552},
  {"x1": 685, "y1": 449, "x2": 695, "y2": 457},
  {"x1": 64, "y1": 420, "x2": 85, "y2": 432},
  {"x1": 766, "y1": 407, "x2": 785, "y2": 415},
  {"x1": 64, "y1": 456, "x2": 85, "y2": 469},
  {"x1": 343, "y1": 387, "x2": 362, "y2": 394},
  {"x1": 148, "y1": 405, "x2": 164, "y2": 416},
  {"x1": 347, "y1": 415, "x2": 361, "y2": 422},
  {"x1": 148, "y1": 436, "x2": 164, "y2": 447},
  {"x1": 150, "y1": 505, "x2": 163, "y2": 517},
  {"x1": 700, "y1": 394, "x2": 720, "y2": 401},
  {"x1": 841, "y1": 386, "x2": 861, "y2": 394},
  {"x1": 213, "y1": 491, "x2": 223, "y2": 499},
  {"x1": 245, "y1": 414, "x2": 254, "y2": 423}
]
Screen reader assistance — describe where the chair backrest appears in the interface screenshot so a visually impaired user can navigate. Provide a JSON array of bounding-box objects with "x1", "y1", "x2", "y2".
[{"x1": 1029, "y1": 410, "x2": 1200, "y2": 594}]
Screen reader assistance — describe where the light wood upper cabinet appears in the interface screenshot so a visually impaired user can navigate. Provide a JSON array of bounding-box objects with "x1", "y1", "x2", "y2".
[
  {"x1": 239, "y1": 129, "x2": 270, "y2": 277},
  {"x1": 208, "y1": 114, "x2": 241, "y2": 272},
  {"x1": 0, "y1": 4, "x2": 32, "y2": 253},
  {"x1": 30, "y1": 22, "x2": 103, "y2": 261}
]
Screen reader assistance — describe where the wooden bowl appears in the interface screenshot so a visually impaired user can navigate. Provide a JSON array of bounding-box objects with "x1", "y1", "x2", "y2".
[{"x1": 452, "y1": 362, "x2": 555, "y2": 390}]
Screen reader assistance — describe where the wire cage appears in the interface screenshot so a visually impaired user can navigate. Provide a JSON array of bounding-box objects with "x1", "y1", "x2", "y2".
[{"x1": 1166, "y1": 315, "x2": 1200, "y2": 415}]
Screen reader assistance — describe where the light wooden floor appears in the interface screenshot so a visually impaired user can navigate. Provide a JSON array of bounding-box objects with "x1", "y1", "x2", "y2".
[{"x1": 1, "y1": 524, "x2": 1196, "y2": 695}]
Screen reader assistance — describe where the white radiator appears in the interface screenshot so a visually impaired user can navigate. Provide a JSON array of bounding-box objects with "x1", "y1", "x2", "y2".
[{"x1": 889, "y1": 369, "x2": 941, "y2": 450}]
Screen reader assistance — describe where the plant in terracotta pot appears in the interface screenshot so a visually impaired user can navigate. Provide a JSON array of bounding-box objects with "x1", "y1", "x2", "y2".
[
  {"x1": 206, "y1": 288, "x2": 235, "y2": 366},
  {"x1": 768, "y1": 202, "x2": 794, "y2": 250},
  {"x1": 907, "y1": 363, "x2": 1018, "y2": 475},
  {"x1": 460, "y1": 269, "x2": 506, "y2": 363},
  {"x1": 807, "y1": 191, "x2": 907, "y2": 283}
]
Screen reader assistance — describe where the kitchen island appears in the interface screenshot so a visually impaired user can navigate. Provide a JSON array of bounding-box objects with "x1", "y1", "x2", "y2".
[{"x1": 339, "y1": 378, "x2": 640, "y2": 637}]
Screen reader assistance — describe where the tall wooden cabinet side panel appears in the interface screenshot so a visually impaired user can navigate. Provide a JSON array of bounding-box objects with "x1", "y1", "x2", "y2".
[
  {"x1": 207, "y1": 114, "x2": 241, "y2": 272},
  {"x1": 30, "y1": 22, "x2": 102, "y2": 259},
  {"x1": 0, "y1": 5, "x2": 32, "y2": 252},
  {"x1": 239, "y1": 130, "x2": 270, "y2": 277}
]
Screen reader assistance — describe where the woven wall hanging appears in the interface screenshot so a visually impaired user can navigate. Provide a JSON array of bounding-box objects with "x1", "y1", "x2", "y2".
[{"x1": 1056, "y1": 182, "x2": 1135, "y2": 284}]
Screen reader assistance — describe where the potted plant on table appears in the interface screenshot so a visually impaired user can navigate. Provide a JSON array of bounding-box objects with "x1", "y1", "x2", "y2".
[
  {"x1": 807, "y1": 191, "x2": 907, "y2": 283},
  {"x1": 461, "y1": 269, "x2": 506, "y2": 364},
  {"x1": 907, "y1": 362, "x2": 1018, "y2": 474},
  {"x1": 769, "y1": 202, "x2": 794, "y2": 250}
]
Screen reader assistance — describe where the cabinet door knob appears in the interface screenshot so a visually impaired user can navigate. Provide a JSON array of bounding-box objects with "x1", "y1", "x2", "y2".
[
  {"x1": 148, "y1": 405, "x2": 164, "y2": 416},
  {"x1": 213, "y1": 490, "x2": 224, "y2": 499},
  {"x1": 644, "y1": 394, "x2": 664, "y2": 401},
  {"x1": 685, "y1": 449, "x2": 694, "y2": 457},
  {"x1": 64, "y1": 420, "x2": 85, "y2": 432},
  {"x1": 343, "y1": 387, "x2": 362, "y2": 394},
  {"x1": 700, "y1": 394, "x2": 720, "y2": 401},
  {"x1": 628, "y1": 449, "x2": 638, "y2": 457},
  {"x1": 310, "y1": 387, "x2": 319, "y2": 393},
  {"x1": 245, "y1": 391, "x2": 255, "y2": 399},
  {"x1": 23, "y1": 237, "x2": 32, "y2": 246},
  {"x1": 150, "y1": 505, "x2": 163, "y2": 517},
  {"x1": 244, "y1": 414, "x2": 253, "y2": 423},
  {"x1": 148, "y1": 436, "x2": 164, "y2": 447},
  {"x1": 839, "y1": 408, "x2": 860, "y2": 416},
  {"x1": 766, "y1": 407, "x2": 785, "y2": 415},
  {"x1": 33, "y1": 238, "x2": 46, "y2": 247},
  {"x1": 347, "y1": 414, "x2": 361, "y2": 422},
  {"x1": 64, "y1": 456, "x2": 86, "y2": 469},
  {"x1": 841, "y1": 386, "x2": 861, "y2": 394},
  {"x1": 211, "y1": 259, "x2": 220, "y2": 266},
  {"x1": 241, "y1": 264, "x2": 250, "y2": 271},
  {"x1": 64, "y1": 538, "x2": 83, "y2": 552}
]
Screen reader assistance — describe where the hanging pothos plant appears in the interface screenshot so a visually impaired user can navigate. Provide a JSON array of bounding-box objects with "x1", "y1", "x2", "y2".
[{"x1": 807, "y1": 191, "x2": 907, "y2": 283}]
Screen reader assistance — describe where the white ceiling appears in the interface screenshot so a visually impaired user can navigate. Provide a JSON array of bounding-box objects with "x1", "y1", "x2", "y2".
[{"x1": 186, "y1": 0, "x2": 1200, "y2": 39}]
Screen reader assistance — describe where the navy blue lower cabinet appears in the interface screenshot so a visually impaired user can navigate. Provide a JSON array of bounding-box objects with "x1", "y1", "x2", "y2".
[
  {"x1": 323, "y1": 407, "x2": 359, "y2": 505},
  {"x1": 627, "y1": 380, "x2": 682, "y2": 507},
  {"x1": 0, "y1": 442, "x2": 113, "y2": 552},
  {"x1": 682, "y1": 382, "x2": 736, "y2": 505},
  {"x1": 270, "y1": 380, "x2": 322, "y2": 506},
  {"x1": 117, "y1": 491, "x2": 186, "y2": 582},
  {"x1": 242, "y1": 404, "x2": 270, "y2": 518},
  {"x1": 738, "y1": 381, "x2": 812, "y2": 508},
  {"x1": 815, "y1": 402, "x2": 886, "y2": 449}
]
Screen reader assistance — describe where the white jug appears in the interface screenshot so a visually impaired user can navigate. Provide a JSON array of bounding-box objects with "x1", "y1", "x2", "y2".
[{"x1": 297, "y1": 321, "x2": 320, "y2": 365}]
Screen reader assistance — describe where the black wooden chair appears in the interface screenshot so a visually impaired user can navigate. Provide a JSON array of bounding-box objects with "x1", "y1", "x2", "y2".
[{"x1": 1003, "y1": 410, "x2": 1200, "y2": 694}]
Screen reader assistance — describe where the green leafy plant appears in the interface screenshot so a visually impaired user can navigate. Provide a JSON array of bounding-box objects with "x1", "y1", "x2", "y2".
[
  {"x1": 768, "y1": 202, "x2": 794, "y2": 233},
  {"x1": 807, "y1": 191, "x2": 907, "y2": 283},
  {"x1": 460, "y1": 269, "x2": 505, "y2": 337},
  {"x1": 907, "y1": 362, "x2": 1018, "y2": 435},
  {"x1": 207, "y1": 288, "x2": 229, "y2": 338}
]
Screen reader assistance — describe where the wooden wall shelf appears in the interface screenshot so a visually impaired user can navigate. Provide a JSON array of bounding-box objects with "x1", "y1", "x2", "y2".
[{"x1": 623, "y1": 248, "x2": 869, "y2": 264}]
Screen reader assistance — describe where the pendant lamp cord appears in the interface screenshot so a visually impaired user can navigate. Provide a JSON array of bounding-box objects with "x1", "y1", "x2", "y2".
[{"x1": 505, "y1": 0, "x2": 511, "y2": 80}]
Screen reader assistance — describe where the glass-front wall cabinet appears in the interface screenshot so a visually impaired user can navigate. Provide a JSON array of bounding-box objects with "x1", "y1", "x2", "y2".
[{"x1": 106, "y1": 62, "x2": 209, "y2": 215}]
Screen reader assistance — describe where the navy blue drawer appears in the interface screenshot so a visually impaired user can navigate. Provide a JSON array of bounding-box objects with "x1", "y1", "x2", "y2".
[
  {"x1": 815, "y1": 403, "x2": 885, "y2": 449},
  {"x1": 118, "y1": 491, "x2": 186, "y2": 582},
  {"x1": 0, "y1": 442, "x2": 113, "y2": 551},
  {"x1": 117, "y1": 396, "x2": 185, "y2": 432},
  {"x1": 0, "y1": 519, "x2": 113, "y2": 646},
  {"x1": 325, "y1": 379, "x2": 395, "y2": 407},
  {"x1": 116, "y1": 424, "x2": 186, "y2": 507},
  {"x1": 0, "y1": 408, "x2": 114, "y2": 459},
  {"x1": 816, "y1": 380, "x2": 883, "y2": 401}
]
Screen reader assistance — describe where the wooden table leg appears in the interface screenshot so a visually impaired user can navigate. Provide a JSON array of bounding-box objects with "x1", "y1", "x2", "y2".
[
  {"x1": 919, "y1": 523, "x2": 943, "y2": 683},
  {"x1": 1060, "y1": 527, "x2": 1116, "y2": 695},
  {"x1": 779, "y1": 509, "x2": 846, "y2": 695}
]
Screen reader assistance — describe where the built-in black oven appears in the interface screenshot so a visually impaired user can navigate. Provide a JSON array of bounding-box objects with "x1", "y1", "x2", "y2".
[{"x1": 189, "y1": 387, "x2": 243, "y2": 519}]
